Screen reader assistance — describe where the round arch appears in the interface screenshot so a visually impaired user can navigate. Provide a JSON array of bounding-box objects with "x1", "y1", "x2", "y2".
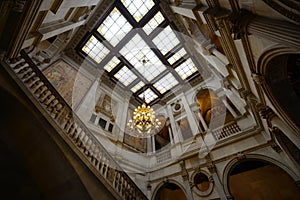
[
  {"x1": 152, "y1": 180, "x2": 187, "y2": 200},
  {"x1": 222, "y1": 153, "x2": 300, "y2": 198},
  {"x1": 257, "y1": 45, "x2": 300, "y2": 134}
]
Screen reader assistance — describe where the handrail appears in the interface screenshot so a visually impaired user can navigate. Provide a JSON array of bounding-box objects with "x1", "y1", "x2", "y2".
[{"x1": 4, "y1": 50, "x2": 148, "y2": 200}]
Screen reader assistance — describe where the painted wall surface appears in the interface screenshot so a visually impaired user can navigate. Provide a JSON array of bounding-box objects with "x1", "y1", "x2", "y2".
[{"x1": 43, "y1": 59, "x2": 92, "y2": 109}]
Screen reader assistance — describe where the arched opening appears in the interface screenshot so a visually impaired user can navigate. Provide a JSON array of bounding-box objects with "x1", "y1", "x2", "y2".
[
  {"x1": 154, "y1": 182, "x2": 187, "y2": 200},
  {"x1": 195, "y1": 89, "x2": 234, "y2": 129},
  {"x1": 274, "y1": 129, "x2": 300, "y2": 166},
  {"x1": 265, "y1": 53, "x2": 300, "y2": 129},
  {"x1": 155, "y1": 115, "x2": 171, "y2": 151},
  {"x1": 229, "y1": 159, "x2": 300, "y2": 200}
]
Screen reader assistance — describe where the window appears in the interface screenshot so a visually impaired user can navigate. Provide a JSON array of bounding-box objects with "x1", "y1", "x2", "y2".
[
  {"x1": 108, "y1": 123, "x2": 114, "y2": 132},
  {"x1": 90, "y1": 114, "x2": 97, "y2": 123},
  {"x1": 98, "y1": 118, "x2": 107, "y2": 129},
  {"x1": 192, "y1": 172, "x2": 213, "y2": 196}
]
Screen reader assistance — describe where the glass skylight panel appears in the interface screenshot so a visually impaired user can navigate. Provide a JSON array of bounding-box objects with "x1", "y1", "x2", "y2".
[
  {"x1": 121, "y1": 0, "x2": 155, "y2": 22},
  {"x1": 97, "y1": 7, "x2": 132, "y2": 46},
  {"x1": 167, "y1": 48, "x2": 187, "y2": 65},
  {"x1": 104, "y1": 56, "x2": 120, "y2": 72},
  {"x1": 175, "y1": 58, "x2": 198, "y2": 80},
  {"x1": 153, "y1": 73, "x2": 178, "y2": 94},
  {"x1": 82, "y1": 35, "x2": 110, "y2": 63},
  {"x1": 152, "y1": 25, "x2": 180, "y2": 55},
  {"x1": 143, "y1": 11, "x2": 164, "y2": 35},
  {"x1": 114, "y1": 66, "x2": 137, "y2": 86},
  {"x1": 130, "y1": 81, "x2": 145, "y2": 93},
  {"x1": 138, "y1": 88, "x2": 158, "y2": 103},
  {"x1": 120, "y1": 34, "x2": 166, "y2": 81}
]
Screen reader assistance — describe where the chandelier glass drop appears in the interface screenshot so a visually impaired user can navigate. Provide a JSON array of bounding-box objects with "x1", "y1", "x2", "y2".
[{"x1": 127, "y1": 56, "x2": 161, "y2": 137}]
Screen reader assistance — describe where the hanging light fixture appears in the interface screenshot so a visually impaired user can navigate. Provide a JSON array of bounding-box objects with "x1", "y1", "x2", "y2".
[{"x1": 127, "y1": 55, "x2": 161, "y2": 137}]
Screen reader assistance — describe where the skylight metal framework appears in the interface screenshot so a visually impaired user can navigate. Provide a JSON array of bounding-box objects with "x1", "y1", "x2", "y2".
[{"x1": 78, "y1": 0, "x2": 201, "y2": 104}]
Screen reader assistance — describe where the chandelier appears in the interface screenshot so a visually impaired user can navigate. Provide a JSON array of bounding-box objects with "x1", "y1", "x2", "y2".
[{"x1": 127, "y1": 56, "x2": 161, "y2": 137}]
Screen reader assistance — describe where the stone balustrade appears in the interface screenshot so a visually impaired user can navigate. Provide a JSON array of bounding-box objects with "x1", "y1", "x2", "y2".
[
  {"x1": 4, "y1": 50, "x2": 148, "y2": 200},
  {"x1": 212, "y1": 121, "x2": 241, "y2": 141}
]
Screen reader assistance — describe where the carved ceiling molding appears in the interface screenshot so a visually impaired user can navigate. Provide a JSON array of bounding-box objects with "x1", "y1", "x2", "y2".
[{"x1": 262, "y1": 0, "x2": 300, "y2": 24}]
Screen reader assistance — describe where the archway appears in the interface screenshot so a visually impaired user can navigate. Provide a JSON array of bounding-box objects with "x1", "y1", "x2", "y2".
[
  {"x1": 274, "y1": 128, "x2": 300, "y2": 166},
  {"x1": 228, "y1": 159, "x2": 300, "y2": 200},
  {"x1": 195, "y1": 88, "x2": 234, "y2": 130},
  {"x1": 154, "y1": 182, "x2": 187, "y2": 200},
  {"x1": 257, "y1": 47, "x2": 300, "y2": 134}
]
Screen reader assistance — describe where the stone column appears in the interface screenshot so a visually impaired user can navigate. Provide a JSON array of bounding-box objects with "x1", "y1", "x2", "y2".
[
  {"x1": 167, "y1": 104, "x2": 183, "y2": 143},
  {"x1": 208, "y1": 164, "x2": 228, "y2": 200},
  {"x1": 168, "y1": 126, "x2": 175, "y2": 145},
  {"x1": 115, "y1": 96, "x2": 130, "y2": 142},
  {"x1": 181, "y1": 94, "x2": 200, "y2": 135},
  {"x1": 152, "y1": 135, "x2": 156, "y2": 153},
  {"x1": 179, "y1": 161, "x2": 194, "y2": 200},
  {"x1": 147, "y1": 136, "x2": 152, "y2": 155},
  {"x1": 196, "y1": 111, "x2": 208, "y2": 131}
]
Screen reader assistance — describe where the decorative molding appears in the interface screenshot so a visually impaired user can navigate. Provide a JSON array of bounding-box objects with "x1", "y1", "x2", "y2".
[
  {"x1": 262, "y1": 0, "x2": 300, "y2": 24},
  {"x1": 251, "y1": 73, "x2": 265, "y2": 85},
  {"x1": 235, "y1": 152, "x2": 246, "y2": 161},
  {"x1": 269, "y1": 140, "x2": 283, "y2": 153},
  {"x1": 248, "y1": 16, "x2": 300, "y2": 50}
]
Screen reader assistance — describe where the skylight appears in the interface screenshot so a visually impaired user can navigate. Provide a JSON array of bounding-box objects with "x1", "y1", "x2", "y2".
[
  {"x1": 168, "y1": 48, "x2": 187, "y2": 65},
  {"x1": 82, "y1": 35, "x2": 110, "y2": 63},
  {"x1": 130, "y1": 81, "x2": 145, "y2": 93},
  {"x1": 121, "y1": 0, "x2": 155, "y2": 22},
  {"x1": 104, "y1": 56, "x2": 120, "y2": 72},
  {"x1": 153, "y1": 73, "x2": 178, "y2": 94},
  {"x1": 138, "y1": 88, "x2": 158, "y2": 104},
  {"x1": 152, "y1": 25, "x2": 180, "y2": 55},
  {"x1": 120, "y1": 34, "x2": 166, "y2": 81},
  {"x1": 79, "y1": 0, "x2": 203, "y2": 104},
  {"x1": 175, "y1": 58, "x2": 198, "y2": 80},
  {"x1": 114, "y1": 66, "x2": 137, "y2": 86},
  {"x1": 143, "y1": 11, "x2": 164, "y2": 35},
  {"x1": 97, "y1": 7, "x2": 132, "y2": 46}
]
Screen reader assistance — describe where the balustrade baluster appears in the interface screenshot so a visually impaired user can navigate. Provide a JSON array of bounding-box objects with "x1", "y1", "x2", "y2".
[
  {"x1": 113, "y1": 171, "x2": 119, "y2": 188},
  {"x1": 64, "y1": 116, "x2": 74, "y2": 131},
  {"x1": 35, "y1": 85, "x2": 47, "y2": 98},
  {"x1": 84, "y1": 138, "x2": 92, "y2": 156},
  {"x1": 21, "y1": 70, "x2": 34, "y2": 80},
  {"x1": 30, "y1": 80, "x2": 43, "y2": 93},
  {"x1": 39, "y1": 89, "x2": 51, "y2": 102},
  {"x1": 24, "y1": 76, "x2": 39, "y2": 86},
  {"x1": 13, "y1": 61, "x2": 26, "y2": 70},
  {"x1": 56, "y1": 107, "x2": 68, "y2": 125},
  {"x1": 51, "y1": 103, "x2": 63, "y2": 118},
  {"x1": 17, "y1": 66, "x2": 30, "y2": 76},
  {"x1": 3, "y1": 51, "x2": 148, "y2": 200},
  {"x1": 47, "y1": 98, "x2": 58, "y2": 111}
]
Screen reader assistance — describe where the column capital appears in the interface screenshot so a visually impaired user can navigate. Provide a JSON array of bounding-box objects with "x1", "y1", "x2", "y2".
[
  {"x1": 269, "y1": 140, "x2": 283, "y2": 153},
  {"x1": 204, "y1": 7, "x2": 231, "y2": 21},
  {"x1": 251, "y1": 73, "x2": 265, "y2": 85},
  {"x1": 257, "y1": 105, "x2": 276, "y2": 121},
  {"x1": 231, "y1": 9, "x2": 255, "y2": 39}
]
